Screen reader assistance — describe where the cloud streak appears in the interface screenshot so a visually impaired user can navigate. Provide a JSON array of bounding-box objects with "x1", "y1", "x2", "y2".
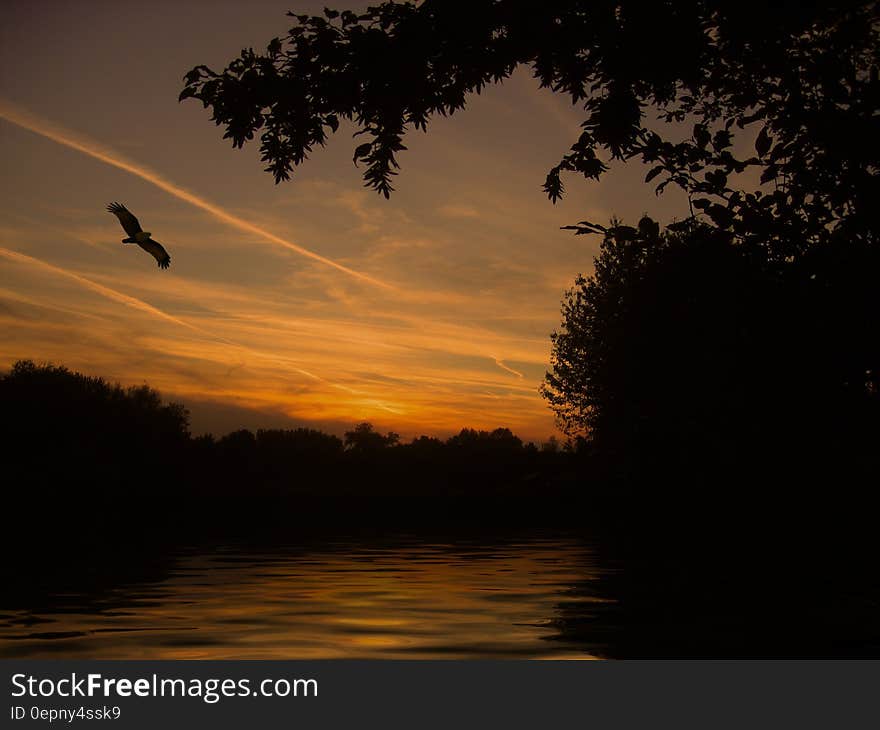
[
  {"x1": 493, "y1": 358, "x2": 525, "y2": 378},
  {"x1": 0, "y1": 99, "x2": 393, "y2": 290},
  {"x1": 0, "y1": 245, "x2": 326, "y2": 381},
  {"x1": 0, "y1": 246, "x2": 208, "y2": 332},
  {"x1": 0, "y1": 245, "x2": 405, "y2": 413}
]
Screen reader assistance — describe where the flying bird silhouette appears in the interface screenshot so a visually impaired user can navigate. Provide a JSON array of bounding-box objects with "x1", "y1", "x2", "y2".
[{"x1": 106, "y1": 202, "x2": 171, "y2": 269}]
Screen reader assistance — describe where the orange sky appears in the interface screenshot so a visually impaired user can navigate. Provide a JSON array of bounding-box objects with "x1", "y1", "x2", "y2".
[{"x1": 0, "y1": 0, "x2": 690, "y2": 441}]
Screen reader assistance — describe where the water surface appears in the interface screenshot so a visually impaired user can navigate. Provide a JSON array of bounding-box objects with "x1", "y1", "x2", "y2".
[{"x1": 1, "y1": 533, "x2": 612, "y2": 659}]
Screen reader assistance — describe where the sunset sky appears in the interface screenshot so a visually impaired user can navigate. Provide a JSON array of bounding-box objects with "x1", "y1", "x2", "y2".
[{"x1": 1, "y1": 0, "x2": 690, "y2": 441}]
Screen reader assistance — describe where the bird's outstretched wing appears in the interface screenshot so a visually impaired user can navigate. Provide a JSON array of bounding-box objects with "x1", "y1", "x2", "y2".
[
  {"x1": 106, "y1": 202, "x2": 142, "y2": 238},
  {"x1": 138, "y1": 239, "x2": 171, "y2": 269}
]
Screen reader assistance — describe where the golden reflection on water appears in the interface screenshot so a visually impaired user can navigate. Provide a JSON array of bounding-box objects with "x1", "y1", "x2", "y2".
[{"x1": 1, "y1": 537, "x2": 608, "y2": 659}]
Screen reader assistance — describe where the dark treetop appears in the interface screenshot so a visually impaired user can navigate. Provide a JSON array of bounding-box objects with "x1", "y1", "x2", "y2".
[{"x1": 181, "y1": 1, "x2": 879, "y2": 251}]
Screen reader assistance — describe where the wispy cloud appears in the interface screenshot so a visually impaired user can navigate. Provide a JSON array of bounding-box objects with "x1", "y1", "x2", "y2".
[
  {"x1": 493, "y1": 358, "x2": 525, "y2": 378},
  {"x1": 437, "y1": 204, "x2": 481, "y2": 219},
  {"x1": 0, "y1": 245, "x2": 336, "y2": 383},
  {"x1": 0, "y1": 244, "x2": 413, "y2": 414},
  {"x1": 0, "y1": 246, "x2": 208, "y2": 332}
]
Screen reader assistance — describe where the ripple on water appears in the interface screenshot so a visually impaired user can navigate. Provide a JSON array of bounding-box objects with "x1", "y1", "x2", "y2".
[{"x1": 0, "y1": 533, "x2": 609, "y2": 659}]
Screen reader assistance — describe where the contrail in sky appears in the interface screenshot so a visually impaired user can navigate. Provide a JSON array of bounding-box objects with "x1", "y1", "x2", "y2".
[
  {"x1": 0, "y1": 99, "x2": 393, "y2": 290},
  {"x1": 0, "y1": 245, "x2": 401, "y2": 410},
  {"x1": 493, "y1": 358, "x2": 524, "y2": 378},
  {"x1": 0, "y1": 246, "x2": 327, "y2": 383},
  {"x1": 0, "y1": 246, "x2": 206, "y2": 332}
]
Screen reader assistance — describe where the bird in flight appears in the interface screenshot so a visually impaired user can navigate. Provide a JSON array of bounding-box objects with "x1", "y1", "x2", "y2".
[{"x1": 106, "y1": 202, "x2": 171, "y2": 269}]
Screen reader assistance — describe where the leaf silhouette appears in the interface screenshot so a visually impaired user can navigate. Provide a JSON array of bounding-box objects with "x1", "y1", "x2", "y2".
[{"x1": 755, "y1": 126, "x2": 772, "y2": 158}]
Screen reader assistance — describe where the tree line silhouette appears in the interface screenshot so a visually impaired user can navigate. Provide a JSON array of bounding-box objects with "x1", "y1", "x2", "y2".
[{"x1": 1, "y1": 360, "x2": 590, "y2": 553}]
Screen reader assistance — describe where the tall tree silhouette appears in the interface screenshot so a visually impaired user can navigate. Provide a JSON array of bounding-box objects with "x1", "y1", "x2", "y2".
[
  {"x1": 344, "y1": 422, "x2": 400, "y2": 452},
  {"x1": 542, "y1": 220, "x2": 880, "y2": 478}
]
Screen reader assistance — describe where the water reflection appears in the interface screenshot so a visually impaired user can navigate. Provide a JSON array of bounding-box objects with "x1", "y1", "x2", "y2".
[{"x1": 0, "y1": 533, "x2": 613, "y2": 659}]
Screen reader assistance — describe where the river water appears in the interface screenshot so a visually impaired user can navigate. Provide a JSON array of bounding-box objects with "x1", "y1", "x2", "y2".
[{"x1": 1, "y1": 532, "x2": 615, "y2": 659}]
